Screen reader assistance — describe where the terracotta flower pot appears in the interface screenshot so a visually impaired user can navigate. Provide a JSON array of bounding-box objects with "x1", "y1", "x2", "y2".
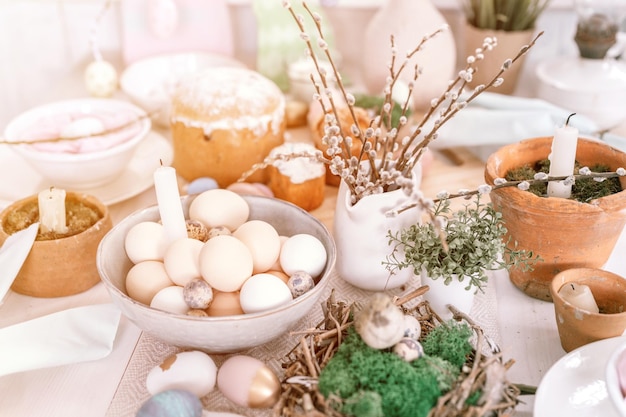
[
  {"x1": 550, "y1": 268, "x2": 626, "y2": 353},
  {"x1": 485, "y1": 137, "x2": 626, "y2": 301},
  {"x1": 0, "y1": 192, "x2": 112, "y2": 297}
]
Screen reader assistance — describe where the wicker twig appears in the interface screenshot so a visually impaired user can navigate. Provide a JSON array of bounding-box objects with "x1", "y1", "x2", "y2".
[{"x1": 274, "y1": 288, "x2": 521, "y2": 417}]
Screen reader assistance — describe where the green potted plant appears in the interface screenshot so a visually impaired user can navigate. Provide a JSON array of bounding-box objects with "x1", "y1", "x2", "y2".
[
  {"x1": 384, "y1": 193, "x2": 540, "y2": 317},
  {"x1": 461, "y1": 0, "x2": 551, "y2": 94}
]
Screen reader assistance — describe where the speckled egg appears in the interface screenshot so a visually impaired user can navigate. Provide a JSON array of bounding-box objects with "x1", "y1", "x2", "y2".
[
  {"x1": 207, "y1": 225, "x2": 231, "y2": 239},
  {"x1": 287, "y1": 271, "x2": 315, "y2": 298},
  {"x1": 403, "y1": 314, "x2": 422, "y2": 340},
  {"x1": 279, "y1": 234, "x2": 327, "y2": 278},
  {"x1": 186, "y1": 220, "x2": 209, "y2": 242},
  {"x1": 189, "y1": 189, "x2": 249, "y2": 231},
  {"x1": 183, "y1": 278, "x2": 214, "y2": 309},
  {"x1": 217, "y1": 355, "x2": 281, "y2": 408},
  {"x1": 393, "y1": 337, "x2": 424, "y2": 362},
  {"x1": 146, "y1": 351, "x2": 218, "y2": 398},
  {"x1": 136, "y1": 389, "x2": 202, "y2": 417},
  {"x1": 126, "y1": 260, "x2": 174, "y2": 305}
]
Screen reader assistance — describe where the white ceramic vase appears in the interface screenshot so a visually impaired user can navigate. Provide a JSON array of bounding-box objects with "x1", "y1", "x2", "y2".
[
  {"x1": 361, "y1": 0, "x2": 456, "y2": 110},
  {"x1": 333, "y1": 164, "x2": 422, "y2": 291},
  {"x1": 421, "y1": 272, "x2": 476, "y2": 320}
]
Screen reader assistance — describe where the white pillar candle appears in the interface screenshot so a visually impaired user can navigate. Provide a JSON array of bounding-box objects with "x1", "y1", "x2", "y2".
[
  {"x1": 558, "y1": 282, "x2": 600, "y2": 313},
  {"x1": 548, "y1": 122, "x2": 579, "y2": 198},
  {"x1": 38, "y1": 187, "x2": 68, "y2": 234},
  {"x1": 153, "y1": 165, "x2": 187, "y2": 245}
]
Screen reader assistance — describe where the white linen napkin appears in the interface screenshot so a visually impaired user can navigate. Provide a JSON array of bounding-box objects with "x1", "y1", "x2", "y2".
[
  {"x1": 0, "y1": 222, "x2": 39, "y2": 305},
  {"x1": 0, "y1": 303, "x2": 121, "y2": 376},
  {"x1": 427, "y1": 92, "x2": 601, "y2": 149}
]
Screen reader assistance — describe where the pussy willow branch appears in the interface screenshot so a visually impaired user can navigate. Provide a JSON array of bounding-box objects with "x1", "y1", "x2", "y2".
[
  {"x1": 398, "y1": 31, "x2": 544, "y2": 174},
  {"x1": 395, "y1": 170, "x2": 625, "y2": 214},
  {"x1": 0, "y1": 111, "x2": 153, "y2": 146}
]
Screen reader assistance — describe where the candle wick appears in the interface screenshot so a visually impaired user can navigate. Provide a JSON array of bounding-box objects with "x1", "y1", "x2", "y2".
[
  {"x1": 159, "y1": 159, "x2": 163, "y2": 167},
  {"x1": 571, "y1": 283, "x2": 575, "y2": 290},
  {"x1": 566, "y1": 113, "x2": 576, "y2": 126}
]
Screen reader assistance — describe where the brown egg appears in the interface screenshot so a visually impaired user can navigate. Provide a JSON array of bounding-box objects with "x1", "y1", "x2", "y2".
[{"x1": 206, "y1": 290, "x2": 244, "y2": 317}]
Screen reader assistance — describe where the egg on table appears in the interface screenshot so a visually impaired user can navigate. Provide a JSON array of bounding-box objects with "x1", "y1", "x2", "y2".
[
  {"x1": 136, "y1": 389, "x2": 202, "y2": 417},
  {"x1": 146, "y1": 351, "x2": 218, "y2": 398},
  {"x1": 217, "y1": 355, "x2": 281, "y2": 409}
]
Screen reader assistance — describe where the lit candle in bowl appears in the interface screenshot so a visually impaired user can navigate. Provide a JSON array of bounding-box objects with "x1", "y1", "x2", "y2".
[
  {"x1": 548, "y1": 114, "x2": 579, "y2": 199},
  {"x1": 38, "y1": 187, "x2": 68, "y2": 234},
  {"x1": 557, "y1": 282, "x2": 600, "y2": 313},
  {"x1": 153, "y1": 162, "x2": 187, "y2": 245}
]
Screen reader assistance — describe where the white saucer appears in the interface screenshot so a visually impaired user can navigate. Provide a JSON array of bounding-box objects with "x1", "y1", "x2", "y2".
[
  {"x1": 0, "y1": 130, "x2": 172, "y2": 208},
  {"x1": 535, "y1": 336, "x2": 626, "y2": 417}
]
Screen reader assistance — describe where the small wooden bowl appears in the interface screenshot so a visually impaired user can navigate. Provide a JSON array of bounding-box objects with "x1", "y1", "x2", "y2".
[{"x1": 0, "y1": 192, "x2": 112, "y2": 297}]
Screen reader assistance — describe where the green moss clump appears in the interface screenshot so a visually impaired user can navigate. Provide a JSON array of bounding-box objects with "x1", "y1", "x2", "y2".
[
  {"x1": 342, "y1": 391, "x2": 384, "y2": 417},
  {"x1": 412, "y1": 356, "x2": 460, "y2": 392},
  {"x1": 421, "y1": 322, "x2": 473, "y2": 368},
  {"x1": 505, "y1": 160, "x2": 622, "y2": 202},
  {"x1": 318, "y1": 328, "x2": 441, "y2": 417}
]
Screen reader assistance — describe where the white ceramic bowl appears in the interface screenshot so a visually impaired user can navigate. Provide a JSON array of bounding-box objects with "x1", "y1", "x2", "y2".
[
  {"x1": 120, "y1": 52, "x2": 245, "y2": 126},
  {"x1": 97, "y1": 195, "x2": 336, "y2": 353},
  {"x1": 536, "y1": 56, "x2": 626, "y2": 131},
  {"x1": 606, "y1": 340, "x2": 626, "y2": 416},
  {"x1": 4, "y1": 98, "x2": 151, "y2": 190}
]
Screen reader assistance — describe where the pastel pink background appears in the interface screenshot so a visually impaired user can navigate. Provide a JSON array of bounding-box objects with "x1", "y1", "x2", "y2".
[{"x1": 120, "y1": 0, "x2": 234, "y2": 65}]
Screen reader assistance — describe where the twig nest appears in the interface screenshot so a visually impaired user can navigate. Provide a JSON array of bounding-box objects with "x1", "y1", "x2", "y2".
[{"x1": 354, "y1": 293, "x2": 406, "y2": 349}]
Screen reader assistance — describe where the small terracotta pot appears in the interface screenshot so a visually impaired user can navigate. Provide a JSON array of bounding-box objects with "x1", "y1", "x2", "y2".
[
  {"x1": 550, "y1": 268, "x2": 626, "y2": 353},
  {"x1": 0, "y1": 192, "x2": 112, "y2": 297},
  {"x1": 485, "y1": 137, "x2": 626, "y2": 301}
]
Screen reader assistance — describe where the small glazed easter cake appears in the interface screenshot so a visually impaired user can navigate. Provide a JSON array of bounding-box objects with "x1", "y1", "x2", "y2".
[
  {"x1": 309, "y1": 106, "x2": 371, "y2": 187},
  {"x1": 266, "y1": 142, "x2": 325, "y2": 211},
  {"x1": 171, "y1": 67, "x2": 286, "y2": 187}
]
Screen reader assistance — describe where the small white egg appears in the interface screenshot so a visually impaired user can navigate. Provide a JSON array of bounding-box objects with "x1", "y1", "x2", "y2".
[
  {"x1": 151, "y1": 286, "x2": 189, "y2": 315},
  {"x1": 163, "y1": 238, "x2": 204, "y2": 286},
  {"x1": 280, "y1": 234, "x2": 327, "y2": 278},
  {"x1": 189, "y1": 189, "x2": 249, "y2": 231},
  {"x1": 147, "y1": 351, "x2": 218, "y2": 398},
  {"x1": 233, "y1": 220, "x2": 281, "y2": 274},
  {"x1": 125, "y1": 221, "x2": 168, "y2": 263},
  {"x1": 239, "y1": 273, "x2": 293, "y2": 314},
  {"x1": 217, "y1": 355, "x2": 281, "y2": 408},
  {"x1": 183, "y1": 278, "x2": 214, "y2": 309},
  {"x1": 126, "y1": 260, "x2": 173, "y2": 305},
  {"x1": 199, "y1": 235, "x2": 253, "y2": 292}
]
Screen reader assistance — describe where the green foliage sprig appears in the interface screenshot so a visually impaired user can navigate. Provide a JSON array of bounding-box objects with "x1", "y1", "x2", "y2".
[
  {"x1": 384, "y1": 195, "x2": 541, "y2": 291},
  {"x1": 462, "y1": 0, "x2": 551, "y2": 31}
]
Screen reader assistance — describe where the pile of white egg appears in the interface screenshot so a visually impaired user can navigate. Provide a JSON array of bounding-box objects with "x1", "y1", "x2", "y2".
[
  {"x1": 137, "y1": 351, "x2": 280, "y2": 417},
  {"x1": 123, "y1": 189, "x2": 327, "y2": 316}
]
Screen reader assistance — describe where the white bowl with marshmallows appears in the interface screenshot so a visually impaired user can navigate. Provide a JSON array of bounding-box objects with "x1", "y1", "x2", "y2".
[
  {"x1": 97, "y1": 192, "x2": 336, "y2": 353},
  {"x1": 3, "y1": 98, "x2": 151, "y2": 189}
]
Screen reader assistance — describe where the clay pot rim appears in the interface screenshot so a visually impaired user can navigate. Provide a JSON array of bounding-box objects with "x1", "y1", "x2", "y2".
[
  {"x1": 0, "y1": 191, "x2": 109, "y2": 243},
  {"x1": 485, "y1": 136, "x2": 626, "y2": 213},
  {"x1": 550, "y1": 267, "x2": 626, "y2": 317}
]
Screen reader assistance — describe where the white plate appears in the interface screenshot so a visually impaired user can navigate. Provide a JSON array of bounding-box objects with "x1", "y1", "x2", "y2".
[
  {"x1": 0, "y1": 130, "x2": 172, "y2": 208},
  {"x1": 535, "y1": 336, "x2": 626, "y2": 417}
]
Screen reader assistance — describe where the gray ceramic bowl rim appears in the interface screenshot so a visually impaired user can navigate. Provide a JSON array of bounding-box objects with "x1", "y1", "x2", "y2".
[{"x1": 97, "y1": 194, "x2": 337, "y2": 323}]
